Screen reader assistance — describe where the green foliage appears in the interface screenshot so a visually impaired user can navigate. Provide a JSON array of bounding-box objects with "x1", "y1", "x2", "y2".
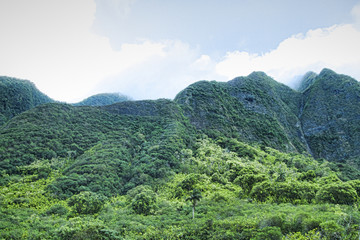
[
  {"x1": 44, "y1": 203, "x2": 69, "y2": 216},
  {"x1": 315, "y1": 182, "x2": 358, "y2": 205},
  {"x1": 273, "y1": 181, "x2": 317, "y2": 204},
  {"x1": 186, "y1": 188, "x2": 202, "y2": 219},
  {"x1": 253, "y1": 226, "x2": 282, "y2": 240},
  {"x1": 56, "y1": 217, "x2": 121, "y2": 240},
  {"x1": 250, "y1": 181, "x2": 273, "y2": 202},
  {"x1": 298, "y1": 170, "x2": 317, "y2": 182},
  {"x1": 128, "y1": 185, "x2": 157, "y2": 215},
  {"x1": 0, "y1": 173, "x2": 63, "y2": 210},
  {"x1": 283, "y1": 229, "x2": 321, "y2": 240},
  {"x1": 320, "y1": 220, "x2": 344, "y2": 240},
  {"x1": 233, "y1": 167, "x2": 267, "y2": 194},
  {"x1": 68, "y1": 191, "x2": 107, "y2": 215}
]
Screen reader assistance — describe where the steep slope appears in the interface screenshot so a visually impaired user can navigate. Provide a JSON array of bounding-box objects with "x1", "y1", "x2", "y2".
[
  {"x1": 297, "y1": 71, "x2": 318, "y2": 92},
  {"x1": 0, "y1": 100, "x2": 195, "y2": 195},
  {"x1": 0, "y1": 76, "x2": 54, "y2": 125},
  {"x1": 300, "y1": 69, "x2": 360, "y2": 164},
  {"x1": 73, "y1": 93, "x2": 132, "y2": 106},
  {"x1": 175, "y1": 72, "x2": 307, "y2": 153}
]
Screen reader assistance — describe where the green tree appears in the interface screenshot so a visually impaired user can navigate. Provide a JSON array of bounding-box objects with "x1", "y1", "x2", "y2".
[
  {"x1": 315, "y1": 182, "x2": 357, "y2": 205},
  {"x1": 130, "y1": 189, "x2": 157, "y2": 215},
  {"x1": 186, "y1": 188, "x2": 202, "y2": 219},
  {"x1": 250, "y1": 181, "x2": 273, "y2": 202},
  {"x1": 68, "y1": 191, "x2": 107, "y2": 215}
]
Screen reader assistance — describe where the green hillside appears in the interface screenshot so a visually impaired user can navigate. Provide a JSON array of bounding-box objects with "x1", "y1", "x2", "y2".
[
  {"x1": 0, "y1": 76, "x2": 54, "y2": 125},
  {"x1": 300, "y1": 69, "x2": 360, "y2": 166},
  {"x1": 175, "y1": 72, "x2": 306, "y2": 153},
  {"x1": 1, "y1": 69, "x2": 360, "y2": 239},
  {"x1": 73, "y1": 93, "x2": 132, "y2": 106}
]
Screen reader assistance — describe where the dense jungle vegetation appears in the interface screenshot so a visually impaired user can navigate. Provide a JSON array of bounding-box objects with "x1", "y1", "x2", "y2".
[{"x1": 1, "y1": 69, "x2": 360, "y2": 239}]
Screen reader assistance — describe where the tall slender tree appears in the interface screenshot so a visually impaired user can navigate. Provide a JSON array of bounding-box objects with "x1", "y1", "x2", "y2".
[{"x1": 186, "y1": 188, "x2": 202, "y2": 219}]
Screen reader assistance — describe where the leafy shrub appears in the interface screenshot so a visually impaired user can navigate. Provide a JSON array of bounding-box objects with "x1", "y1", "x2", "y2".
[
  {"x1": 44, "y1": 204, "x2": 68, "y2": 216},
  {"x1": 233, "y1": 167, "x2": 267, "y2": 193},
  {"x1": 273, "y1": 181, "x2": 317, "y2": 204},
  {"x1": 315, "y1": 182, "x2": 357, "y2": 205},
  {"x1": 320, "y1": 220, "x2": 344, "y2": 240},
  {"x1": 253, "y1": 226, "x2": 282, "y2": 240},
  {"x1": 57, "y1": 217, "x2": 121, "y2": 240},
  {"x1": 68, "y1": 191, "x2": 107, "y2": 215},
  {"x1": 250, "y1": 181, "x2": 273, "y2": 202},
  {"x1": 128, "y1": 185, "x2": 157, "y2": 215}
]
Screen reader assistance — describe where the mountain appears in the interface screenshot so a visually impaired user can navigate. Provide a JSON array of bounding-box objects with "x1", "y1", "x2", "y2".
[
  {"x1": 175, "y1": 69, "x2": 360, "y2": 166},
  {"x1": 300, "y1": 69, "x2": 360, "y2": 165},
  {"x1": 175, "y1": 72, "x2": 306, "y2": 153},
  {"x1": 296, "y1": 71, "x2": 318, "y2": 92},
  {"x1": 1, "y1": 69, "x2": 359, "y2": 168},
  {"x1": 0, "y1": 76, "x2": 54, "y2": 125},
  {"x1": 73, "y1": 93, "x2": 132, "y2": 106},
  {"x1": 1, "y1": 68, "x2": 360, "y2": 239}
]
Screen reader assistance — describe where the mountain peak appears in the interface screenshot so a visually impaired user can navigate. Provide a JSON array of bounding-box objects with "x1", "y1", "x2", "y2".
[
  {"x1": 319, "y1": 68, "x2": 337, "y2": 77},
  {"x1": 296, "y1": 71, "x2": 318, "y2": 92},
  {"x1": 73, "y1": 93, "x2": 132, "y2": 106},
  {"x1": 247, "y1": 71, "x2": 269, "y2": 79}
]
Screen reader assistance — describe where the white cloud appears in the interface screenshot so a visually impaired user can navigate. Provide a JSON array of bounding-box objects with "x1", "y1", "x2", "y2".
[
  {"x1": 0, "y1": 0, "x2": 223, "y2": 102},
  {"x1": 215, "y1": 23, "x2": 360, "y2": 86},
  {"x1": 192, "y1": 55, "x2": 212, "y2": 70},
  {"x1": 96, "y1": 41, "x2": 223, "y2": 100},
  {"x1": 0, "y1": 0, "x2": 165, "y2": 102}
]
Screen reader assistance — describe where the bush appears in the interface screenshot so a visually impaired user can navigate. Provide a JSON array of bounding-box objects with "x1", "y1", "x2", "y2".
[
  {"x1": 44, "y1": 204, "x2": 68, "y2": 216},
  {"x1": 68, "y1": 191, "x2": 107, "y2": 215},
  {"x1": 233, "y1": 167, "x2": 267, "y2": 194},
  {"x1": 320, "y1": 220, "x2": 344, "y2": 240},
  {"x1": 273, "y1": 181, "x2": 317, "y2": 204},
  {"x1": 253, "y1": 226, "x2": 282, "y2": 240},
  {"x1": 56, "y1": 217, "x2": 121, "y2": 240},
  {"x1": 250, "y1": 181, "x2": 273, "y2": 202},
  {"x1": 315, "y1": 182, "x2": 357, "y2": 205},
  {"x1": 128, "y1": 185, "x2": 157, "y2": 215}
]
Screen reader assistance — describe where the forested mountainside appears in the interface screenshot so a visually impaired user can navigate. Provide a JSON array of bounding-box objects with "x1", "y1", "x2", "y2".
[
  {"x1": 0, "y1": 76, "x2": 54, "y2": 126},
  {"x1": 73, "y1": 93, "x2": 132, "y2": 106},
  {"x1": 300, "y1": 69, "x2": 360, "y2": 166},
  {"x1": 1, "y1": 69, "x2": 360, "y2": 239},
  {"x1": 175, "y1": 68, "x2": 360, "y2": 166}
]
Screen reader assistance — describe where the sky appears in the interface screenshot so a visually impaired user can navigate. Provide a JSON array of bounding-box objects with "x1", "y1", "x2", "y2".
[{"x1": 0, "y1": 0, "x2": 360, "y2": 102}]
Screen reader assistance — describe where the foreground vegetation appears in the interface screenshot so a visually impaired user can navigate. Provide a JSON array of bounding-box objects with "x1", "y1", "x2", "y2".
[{"x1": 2, "y1": 136, "x2": 360, "y2": 239}]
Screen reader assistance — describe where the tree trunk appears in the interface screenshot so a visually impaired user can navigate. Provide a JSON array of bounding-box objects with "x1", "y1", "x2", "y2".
[{"x1": 192, "y1": 206, "x2": 195, "y2": 219}]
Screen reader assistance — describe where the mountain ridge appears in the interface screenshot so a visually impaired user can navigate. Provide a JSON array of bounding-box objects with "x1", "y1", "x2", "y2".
[{"x1": 1, "y1": 68, "x2": 359, "y2": 166}]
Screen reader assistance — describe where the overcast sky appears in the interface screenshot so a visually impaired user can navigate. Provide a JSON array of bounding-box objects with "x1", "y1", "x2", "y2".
[{"x1": 0, "y1": 0, "x2": 360, "y2": 102}]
